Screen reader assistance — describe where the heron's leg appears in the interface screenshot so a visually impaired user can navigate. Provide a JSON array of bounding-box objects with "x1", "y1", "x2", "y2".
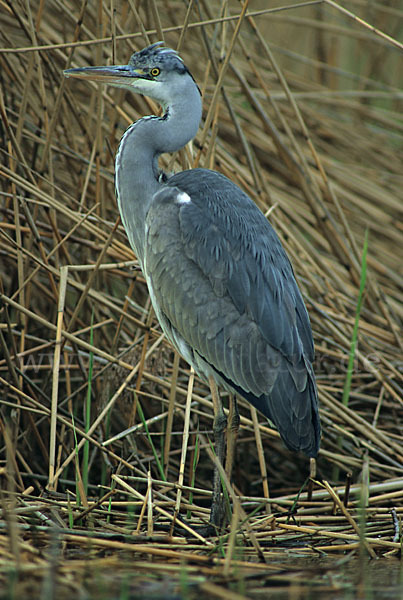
[
  {"x1": 225, "y1": 396, "x2": 240, "y2": 479},
  {"x1": 310, "y1": 458, "x2": 317, "y2": 479},
  {"x1": 307, "y1": 457, "x2": 317, "y2": 501},
  {"x1": 208, "y1": 376, "x2": 227, "y2": 528}
]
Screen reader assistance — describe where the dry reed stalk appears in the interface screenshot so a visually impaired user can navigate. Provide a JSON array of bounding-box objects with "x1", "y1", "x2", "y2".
[{"x1": 173, "y1": 366, "x2": 194, "y2": 524}]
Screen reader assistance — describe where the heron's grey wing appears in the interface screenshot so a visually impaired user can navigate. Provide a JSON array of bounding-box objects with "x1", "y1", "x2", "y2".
[
  {"x1": 169, "y1": 169, "x2": 314, "y2": 365},
  {"x1": 145, "y1": 169, "x2": 320, "y2": 456}
]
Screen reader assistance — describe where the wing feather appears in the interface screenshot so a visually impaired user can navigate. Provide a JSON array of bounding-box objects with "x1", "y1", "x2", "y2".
[{"x1": 144, "y1": 168, "x2": 320, "y2": 456}]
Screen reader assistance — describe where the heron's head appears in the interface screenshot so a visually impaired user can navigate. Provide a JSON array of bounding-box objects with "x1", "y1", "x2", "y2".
[{"x1": 64, "y1": 42, "x2": 200, "y2": 108}]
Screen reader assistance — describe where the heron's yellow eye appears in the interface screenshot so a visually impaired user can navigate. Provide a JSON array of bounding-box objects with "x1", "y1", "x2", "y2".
[{"x1": 150, "y1": 67, "x2": 160, "y2": 77}]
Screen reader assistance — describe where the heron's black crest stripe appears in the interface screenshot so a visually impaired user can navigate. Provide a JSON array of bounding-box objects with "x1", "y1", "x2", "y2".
[{"x1": 128, "y1": 43, "x2": 201, "y2": 95}]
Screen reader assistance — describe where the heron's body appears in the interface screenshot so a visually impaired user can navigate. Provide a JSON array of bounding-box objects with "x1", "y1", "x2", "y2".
[
  {"x1": 144, "y1": 168, "x2": 319, "y2": 454},
  {"x1": 65, "y1": 43, "x2": 320, "y2": 467}
]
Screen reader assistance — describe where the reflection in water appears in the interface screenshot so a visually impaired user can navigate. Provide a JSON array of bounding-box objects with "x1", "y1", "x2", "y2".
[{"x1": 264, "y1": 555, "x2": 403, "y2": 599}]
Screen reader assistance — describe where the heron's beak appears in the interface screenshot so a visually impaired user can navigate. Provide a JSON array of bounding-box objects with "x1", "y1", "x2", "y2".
[{"x1": 63, "y1": 65, "x2": 146, "y2": 85}]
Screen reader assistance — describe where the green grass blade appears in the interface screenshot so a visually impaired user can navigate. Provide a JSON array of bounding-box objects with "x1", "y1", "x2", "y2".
[
  {"x1": 333, "y1": 230, "x2": 369, "y2": 482},
  {"x1": 137, "y1": 398, "x2": 166, "y2": 482},
  {"x1": 71, "y1": 412, "x2": 80, "y2": 507},
  {"x1": 83, "y1": 310, "x2": 94, "y2": 497},
  {"x1": 187, "y1": 432, "x2": 200, "y2": 519},
  {"x1": 342, "y1": 229, "x2": 369, "y2": 407}
]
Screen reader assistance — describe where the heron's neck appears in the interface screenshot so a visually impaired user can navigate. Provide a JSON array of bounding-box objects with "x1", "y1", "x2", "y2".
[{"x1": 115, "y1": 84, "x2": 202, "y2": 266}]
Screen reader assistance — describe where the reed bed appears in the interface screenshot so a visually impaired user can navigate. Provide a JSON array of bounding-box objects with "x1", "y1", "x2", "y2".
[{"x1": 0, "y1": 1, "x2": 402, "y2": 598}]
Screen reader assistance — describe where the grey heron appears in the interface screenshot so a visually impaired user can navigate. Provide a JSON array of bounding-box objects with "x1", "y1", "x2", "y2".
[{"x1": 64, "y1": 42, "x2": 320, "y2": 528}]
